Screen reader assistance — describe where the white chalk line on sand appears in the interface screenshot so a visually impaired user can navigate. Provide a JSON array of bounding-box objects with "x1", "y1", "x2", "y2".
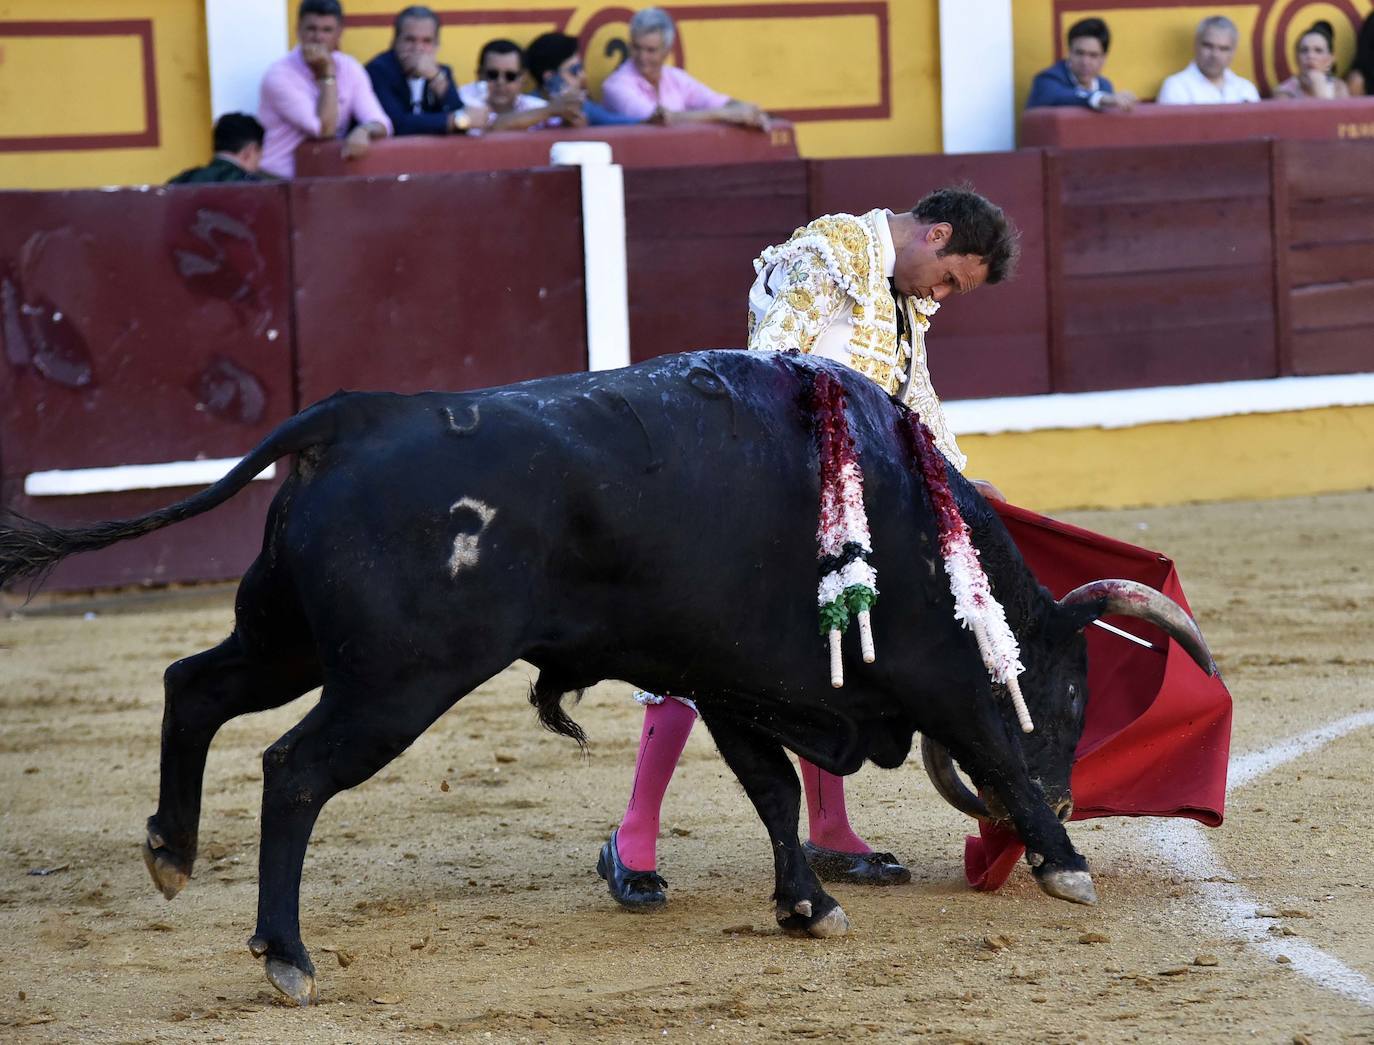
[{"x1": 1123, "y1": 709, "x2": 1374, "y2": 1009}]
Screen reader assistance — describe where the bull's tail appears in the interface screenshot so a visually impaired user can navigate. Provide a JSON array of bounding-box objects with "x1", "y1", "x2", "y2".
[
  {"x1": 0, "y1": 396, "x2": 347, "y2": 590},
  {"x1": 529, "y1": 671, "x2": 588, "y2": 750}
]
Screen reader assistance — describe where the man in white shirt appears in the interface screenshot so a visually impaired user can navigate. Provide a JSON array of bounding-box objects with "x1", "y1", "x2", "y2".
[{"x1": 1157, "y1": 16, "x2": 1260, "y2": 104}]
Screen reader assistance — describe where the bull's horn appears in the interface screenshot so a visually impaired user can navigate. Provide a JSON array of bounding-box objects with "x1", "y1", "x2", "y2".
[
  {"x1": 1059, "y1": 579, "x2": 1217, "y2": 676},
  {"x1": 921, "y1": 736, "x2": 991, "y2": 821}
]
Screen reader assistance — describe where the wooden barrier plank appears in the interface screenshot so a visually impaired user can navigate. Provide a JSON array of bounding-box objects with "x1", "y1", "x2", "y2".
[
  {"x1": 1057, "y1": 323, "x2": 1276, "y2": 392},
  {"x1": 1058, "y1": 198, "x2": 1272, "y2": 278},
  {"x1": 1288, "y1": 242, "x2": 1374, "y2": 288},
  {"x1": 1282, "y1": 140, "x2": 1374, "y2": 201},
  {"x1": 806, "y1": 152, "x2": 1051, "y2": 399},
  {"x1": 624, "y1": 162, "x2": 809, "y2": 363},
  {"x1": 290, "y1": 170, "x2": 588, "y2": 403},
  {"x1": 1288, "y1": 199, "x2": 1374, "y2": 246},
  {"x1": 1290, "y1": 328, "x2": 1374, "y2": 375},
  {"x1": 1055, "y1": 142, "x2": 1270, "y2": 206},
  {"x1": 1290, "y1": 280, "x2": 1374, "y2": 332}
]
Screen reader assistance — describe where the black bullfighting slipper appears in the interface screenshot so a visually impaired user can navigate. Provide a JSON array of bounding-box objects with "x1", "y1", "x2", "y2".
[
  {"x1": 802, "y1": 841, "x2": 912, "y2": 886},
  {"x1": 597, "y1": 831, "x2": 669, "y2": 911}
]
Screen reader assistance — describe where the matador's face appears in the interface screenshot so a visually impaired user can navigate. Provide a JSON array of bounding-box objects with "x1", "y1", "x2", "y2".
[{"x1": 893, "y1": 224, "x2": 988, "y2": 304}]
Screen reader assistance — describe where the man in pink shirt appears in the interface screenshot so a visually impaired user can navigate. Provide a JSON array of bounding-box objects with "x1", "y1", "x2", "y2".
[
  {"x1": 259, "y1": 0, "x2": 392, "y2": 178},
  {"x1": 601, "y1": 7, "x2": 768, "y2": 128}
]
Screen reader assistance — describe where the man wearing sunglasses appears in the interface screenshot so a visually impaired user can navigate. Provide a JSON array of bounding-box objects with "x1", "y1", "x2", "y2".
[{"x1": 458, "y1": 39, "x2": 573, "y2": 131}]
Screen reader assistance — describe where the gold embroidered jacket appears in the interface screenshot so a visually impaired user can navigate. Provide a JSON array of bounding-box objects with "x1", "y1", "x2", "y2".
[{"x1": 745, "y1": 208, "x2": 966, "y2": 471}]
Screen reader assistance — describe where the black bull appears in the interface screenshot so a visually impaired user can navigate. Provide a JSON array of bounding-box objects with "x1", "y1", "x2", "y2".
[{"x1": 0, "y1": 350, "x2": 1216, "y2": 1006}]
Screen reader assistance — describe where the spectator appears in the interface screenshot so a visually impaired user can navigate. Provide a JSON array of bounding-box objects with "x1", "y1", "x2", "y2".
[
  {"x1": 169, "y1": 114, "x2": 268, "y2": 184},
  {"x1": 458, "y1": 39, "x2": 560, "y2": 131},
  {"x1": 1027, "y1": 18, "x2": 1136, "y2": 111},
  {"x1": 1157, "y1": 16, "x2": 1260, "y2": 104},
  {"x1": 258, "y1": 0, "x2": 391, "y2": 178},
  {"x1": 526, "y1": 32, "x2": 644, "y2": 126},
  {"x1": 365, "y1": 5, "x2": 486, "y2": 134},
  {"x1": 601, "y1": 8, "x2": 768, "y2": 128},
  {"x1": 1273, "y1": 21, "x2": 1350, "y2": 99},
  {"x1": 1346, "y1": 13, "x2": 1374, "y2": 95}
]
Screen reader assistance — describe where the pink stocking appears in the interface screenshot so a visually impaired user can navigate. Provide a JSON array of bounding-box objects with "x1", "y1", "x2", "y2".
[
  {"x1": 800, "y1": 758, "x2": 871, "y2": 854},
  {"x1": 616, "y1": 698, "x2": 698, "y2": 871}
]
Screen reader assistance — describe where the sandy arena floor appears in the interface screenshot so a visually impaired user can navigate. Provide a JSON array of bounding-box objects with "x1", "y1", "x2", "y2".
[{"x1": 2, "y1": 492, "x2": 1372, "y2": 1043}]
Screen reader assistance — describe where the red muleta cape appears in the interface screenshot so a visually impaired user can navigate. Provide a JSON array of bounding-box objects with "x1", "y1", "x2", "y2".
[{"x1": 963, "y1": 502, "x2": 1234, "y2": 891}]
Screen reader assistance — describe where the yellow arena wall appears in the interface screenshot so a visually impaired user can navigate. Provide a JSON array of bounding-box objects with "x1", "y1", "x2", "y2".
[
  {"x1": 0, "y1": 0, "x2": 211, "y2": 189},
  {"x1": 1013, "y1": 0, "x2": 1374, "y2": 114}
]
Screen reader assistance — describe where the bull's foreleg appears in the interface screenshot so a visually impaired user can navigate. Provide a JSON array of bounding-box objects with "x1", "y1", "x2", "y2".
[
  {"x1": 697, "y1": 710, "x2": 850, "y2": 939},
  {"x1": 146, "y1": 634, "x2": 319, "y2": 901},
  {"x1": 959, "y1": 720, "x2": 1096, "y2": 906}
]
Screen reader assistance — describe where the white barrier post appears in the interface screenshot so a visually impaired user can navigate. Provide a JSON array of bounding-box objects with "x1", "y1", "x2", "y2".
[{"x1": 550, "y1": 141, "x2": 631, "y2": 372}]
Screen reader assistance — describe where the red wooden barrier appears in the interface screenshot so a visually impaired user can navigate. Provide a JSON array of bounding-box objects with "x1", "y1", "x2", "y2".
[
  {"x1": 289, "y1": 169, "x2": 588, "y2": 403},
  {"x1": 807, "y1": 152, "x2": 1051, "y2": 400},
  {"x1": 0, "y1": 184, "x2": 295, "y2": 589},
  {"x1": 1022, "y1": 98, "x2": 1374, "y2": 150},
  {"x1": 1274, "y1": 139, "x2": 1374, "y2": 376},
  {"x1": 295, "y1": 121, "x2": 799, "y2": 177},
  {"x1": 624, "y1": 161, "x2": 810, "y2": 362},
  {"x1": 1045, "y1": 142, "x2": 1279, "y2": 392}
]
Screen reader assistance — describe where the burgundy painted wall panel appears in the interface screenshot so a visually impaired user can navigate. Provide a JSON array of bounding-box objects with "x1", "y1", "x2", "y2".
[
  {"x1": 624, "y1": 162, "x2": 809, "y2": 363},
  {"x1": 806, "y1": 152, "x2": 1050, "y2": 399},
  {"x1": 0, "y1": 183, "x2": 296, "y2": 590},
  {"x1": 290, "y1": 171, "x2": 587, "y2": 402},
  {"x1": 1050, "y1": 144, "x2": 1278, "y2": 391},
  {"x1": 0, "y1": 184, "x2": 295, "y2": 475},
  {"x1": 1278, "y1": 141, "x2": 1374, "y2": 376}
]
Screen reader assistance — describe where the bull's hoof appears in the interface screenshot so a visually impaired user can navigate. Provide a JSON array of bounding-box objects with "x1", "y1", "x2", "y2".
[
  {"x1": 776, "y1": 898, "x2": 850, "y2": 938},
  {"x1": 265, "y1": 958, "x2": 318, "y2": 1007},
  {"x1": 142, "y1": 839, "x2": 190, "y2": 900},
  {"x1": 1037, "y1": 868, "x2": 1097, "y2": 906}
]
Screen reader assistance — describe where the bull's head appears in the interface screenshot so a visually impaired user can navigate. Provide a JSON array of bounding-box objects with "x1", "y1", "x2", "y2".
[{"x1": 922, "y1": 579, "x2": 1217, "y2": 827}]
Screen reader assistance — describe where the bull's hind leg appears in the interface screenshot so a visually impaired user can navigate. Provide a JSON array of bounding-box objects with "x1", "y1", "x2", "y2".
[
  {"x1": 698, "y1": 710, "x2": 850, "y2": 939},
  {"x1": 247, "y1": 672, "x2": 488, "y2": 1006},
  {"x1": 145, "y1": 632, "x2": 320, "y2": 900}
]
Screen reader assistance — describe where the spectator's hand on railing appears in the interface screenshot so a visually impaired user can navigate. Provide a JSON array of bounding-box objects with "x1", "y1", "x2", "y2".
[
  {"x1": 1099, "y1": 90, "x2": 1138, "y2": 113},
  {"x1": 550, "y1": 90, "x2": 588, "y2": 128},
  {"x1": 302, "y1": 42, "x2": 336, "y2": 80},
  {"x1": 460, "y1": 103, "x2": 490, "y2": 133},
  {"x1": 726, "y1": 102, "x2": 771, "y2": 131},
  {"x1": 342, "y1": 125, "x2": 373, "y2": 160}
]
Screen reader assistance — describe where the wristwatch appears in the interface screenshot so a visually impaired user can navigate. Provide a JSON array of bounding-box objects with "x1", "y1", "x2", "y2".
[{"x1": 452, "y1": 110, "x2": 471, "y2": 133}]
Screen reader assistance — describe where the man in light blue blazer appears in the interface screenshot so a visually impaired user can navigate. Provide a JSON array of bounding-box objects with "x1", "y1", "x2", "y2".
[{"x1": 1028, "y1": 18, "x2": 1137, "y2": 112}]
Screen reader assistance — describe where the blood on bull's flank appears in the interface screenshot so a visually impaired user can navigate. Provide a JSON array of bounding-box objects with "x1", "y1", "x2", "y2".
[{"x1": 0, "y1": 350, "x2": 1216, "y2": 1007}]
